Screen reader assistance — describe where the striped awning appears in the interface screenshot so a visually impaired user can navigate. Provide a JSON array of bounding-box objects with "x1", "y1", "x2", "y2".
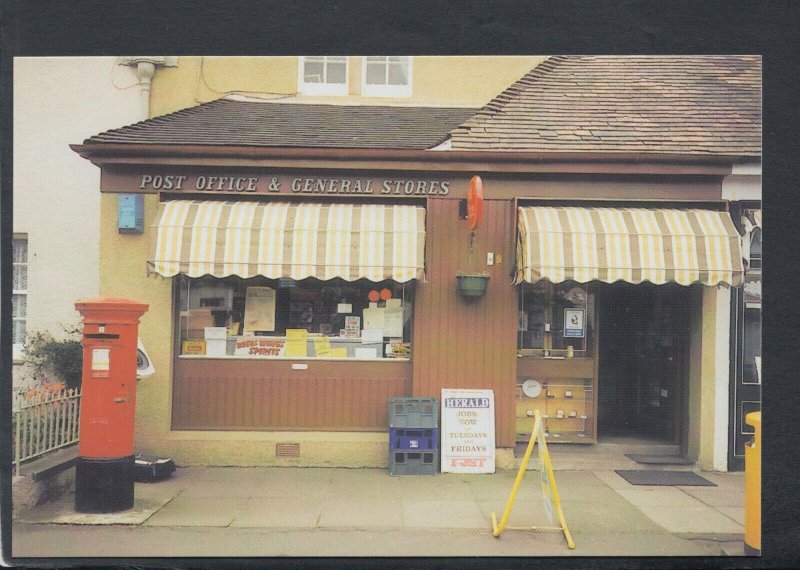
[
  {"x1": 149, "y1": 200, "x2": 426, "y2": 282},
  {"x1": 515, "y1": 206, "x2": 744, "y2": 286}
]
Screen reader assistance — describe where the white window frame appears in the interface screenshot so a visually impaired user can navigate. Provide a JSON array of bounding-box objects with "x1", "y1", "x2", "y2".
[
  {"x1": 298, "y1": 56, "x2": 349, "y2": 96},
  {"x1": 12, "y1": 237, "x2": 28, "y2": 361},
  {"x1": 361, "y1": 56, "x2": 413, "y2": 98}
]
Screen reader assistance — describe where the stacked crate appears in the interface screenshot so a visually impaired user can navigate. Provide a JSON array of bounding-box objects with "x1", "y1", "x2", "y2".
[{"x1": 388, "y1": 397, "x2": 439, "y2": 475}]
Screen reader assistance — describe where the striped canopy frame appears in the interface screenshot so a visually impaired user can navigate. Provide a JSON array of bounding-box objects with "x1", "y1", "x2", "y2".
[
  {"x1": 149, "y1": 200, "x2": 426, "y2": 282},
  {"x1": 515, "y1": 206, "x2": 744, "y2": 286}
]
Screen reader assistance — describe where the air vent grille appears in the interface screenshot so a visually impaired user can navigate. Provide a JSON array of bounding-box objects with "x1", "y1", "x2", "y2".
[{"x1": 276, "y1": 443, "x2": 300, "y2": 458}]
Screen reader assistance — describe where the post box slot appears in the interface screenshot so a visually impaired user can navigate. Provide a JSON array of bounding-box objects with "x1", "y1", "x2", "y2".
[{"x1": 84, "y1": 333, "x2": 121, "y2": 339}]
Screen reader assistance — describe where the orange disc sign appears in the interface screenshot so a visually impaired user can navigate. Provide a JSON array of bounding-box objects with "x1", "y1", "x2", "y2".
[
  {"x1": 368, "y1": 290, "x2": 380, "y2": 303},
  {"x1": 467, "y1": 175, "x2": 484, "y2": 230},
  {"x1": 379, "y1": 288, "x2": 392, "y2": 301}
]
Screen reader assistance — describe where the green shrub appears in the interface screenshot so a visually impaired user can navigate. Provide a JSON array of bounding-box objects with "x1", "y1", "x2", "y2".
[{"x1": 23, "y1": 326, "x2": 83, "y2": 389}]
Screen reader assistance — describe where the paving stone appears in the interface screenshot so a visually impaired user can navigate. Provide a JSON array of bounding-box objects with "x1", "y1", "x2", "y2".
[
  {"x1": 177, "y1": 480, "x2": 258, "y2": 498},
  {"x1": 15, "y1": 493, "x2": 170, "y2": 526},
  {"x1": 592, "y1": 470, "x2": 635, "y2": 490},
  {"x1": 637, "y1": 505, "x2": 745, "y2": 534},
  {"x1": 717, "y1": 506, "x2": 746, "y2": 526},
  {"x1": 559, "y1": 499, "x2": 664, "y2": 534},
  {"x1": 318, "y1": 498, "x2": 403, "y2": 528},
  {"x1": 403, "y1": 499, "x2": 487, "y2": 529},
  {"x1": 681, "y1": 488, "x2": 744, "y2": 507},
  {"x1": 477, "y1": 499, "x2": 555, "y2": 528},
  {"x1": 228, "y1": 496, "x2": 322, "y2": 528},
  {"x1": 327, "y1": 468, "x2": 406, "y2": 499},
  {"x1": 616, "y1": 487, "x2": 708, "y2": 508},
  {"x1": 143, "y1": 495, "x2": 248, "y2": 527}
]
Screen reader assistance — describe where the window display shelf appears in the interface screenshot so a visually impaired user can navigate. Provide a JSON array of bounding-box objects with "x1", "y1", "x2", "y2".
[{"x1": 516, "y1": 376, "x2": 595, "y2": 441}]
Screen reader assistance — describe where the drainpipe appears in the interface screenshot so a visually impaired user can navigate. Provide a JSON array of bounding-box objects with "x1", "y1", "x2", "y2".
[
  {"x1": 118, "y1": 56, "x2": 177, "y2": 120},
  {"x1": 135, "y1": 60, "x2": 156, "y2": 119}
]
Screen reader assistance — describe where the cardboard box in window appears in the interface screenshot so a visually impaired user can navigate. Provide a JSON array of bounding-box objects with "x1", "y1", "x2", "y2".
[
  {"x1": 180, "y1": 309, "x2": 216, "y2": 340},
  {"x1": 204, "y1": 327, "x2": 228, "y2": 340},
  {"x1": 188, "y1": 308, "x2": 215, "y2": 329},
  {"x1": 205, "y1": 339, "x2": 227, "y2": 357}
]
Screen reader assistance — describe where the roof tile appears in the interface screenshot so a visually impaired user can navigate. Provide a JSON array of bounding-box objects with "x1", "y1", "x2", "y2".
[
  {"x1": 85, "y1": 99, "x2": 478, "y2": 150},
  {"x1": 450, "y1": 55, "x2": 761, "y2": 156}
]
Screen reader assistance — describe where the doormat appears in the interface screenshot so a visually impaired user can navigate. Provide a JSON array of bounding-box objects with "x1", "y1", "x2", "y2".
[
  {"x1": 625, "y1": 453, "x2": 694, "y2": 465},
  {"x1": 615, "y1": 470, "x2": 717, "y2": 486}
]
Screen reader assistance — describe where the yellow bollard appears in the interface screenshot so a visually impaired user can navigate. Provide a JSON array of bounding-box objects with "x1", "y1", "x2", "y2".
[{"x1": 744, "y1": 411, "x2": 761, "y2": 556}]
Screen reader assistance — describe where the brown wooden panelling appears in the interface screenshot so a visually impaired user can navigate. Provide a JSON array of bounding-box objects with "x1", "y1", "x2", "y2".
[
  {"x1": 412, "y1": 198, "x2": 519, "y2": 447},
  {"x1": 173, "y1": 359, "x2": 412, "y2": 430}
]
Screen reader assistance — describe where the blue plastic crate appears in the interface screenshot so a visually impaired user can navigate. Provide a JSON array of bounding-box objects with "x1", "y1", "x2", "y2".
[
  {"x1": 389, "y1": 450, "x2": 439, "y2": 476},
  {"x1": 389, "y1": 427, "x2": 438, "y2": 450},
  {"x1": 389, "y1": 397, "x2": 439, "y2": 428}
]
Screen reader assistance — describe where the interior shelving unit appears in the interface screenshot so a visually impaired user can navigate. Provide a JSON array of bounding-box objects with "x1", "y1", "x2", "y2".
[{"x1": 516, "y1": 377, "x2": 595, "y2": 442}]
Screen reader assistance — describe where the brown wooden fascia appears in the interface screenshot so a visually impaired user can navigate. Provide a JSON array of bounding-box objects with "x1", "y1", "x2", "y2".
[{"x1": 70, "y1": 143, "x2": 740, "y2": 176}]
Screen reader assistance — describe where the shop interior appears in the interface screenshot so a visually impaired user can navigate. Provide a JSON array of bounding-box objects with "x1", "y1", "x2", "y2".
[{"x1": 597, "y1": 282, "x2": 690, "y2": 444}]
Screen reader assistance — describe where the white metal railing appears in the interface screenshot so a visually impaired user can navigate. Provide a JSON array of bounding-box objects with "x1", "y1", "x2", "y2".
[{"x1": 13, "y1": 387, "x2": 81, "y2": 476}]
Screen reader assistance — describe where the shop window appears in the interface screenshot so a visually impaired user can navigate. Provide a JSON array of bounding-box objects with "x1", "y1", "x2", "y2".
[
  {"x1": 298, "y1": 56, "x2": 348, "y2": 95},
  {"x1": 177, "y1": 275, "x2": 413, "y2": 360},
  {"x1": 517, "y1": 281, "x2": 594, "y2": 357},
  {"x1": 743, "y1": 216, "x2": 761, "y2": 384},
  {"x1": 12, "y1": 237, "x2": 28, "y2": 361},
  {"x1": 362, "y1": 56, "x2": 412, "y2": 97}
]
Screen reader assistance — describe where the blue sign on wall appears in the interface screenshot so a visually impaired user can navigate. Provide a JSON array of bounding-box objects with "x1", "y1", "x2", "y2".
[{"x1": 118, "y1": 194, "x2": 144, "y2": 234}]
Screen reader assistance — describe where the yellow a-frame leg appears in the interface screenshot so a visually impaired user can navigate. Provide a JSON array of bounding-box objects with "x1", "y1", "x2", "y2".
[{"x1": 491, "y1": 410, "x2": 575, "y2": 549}]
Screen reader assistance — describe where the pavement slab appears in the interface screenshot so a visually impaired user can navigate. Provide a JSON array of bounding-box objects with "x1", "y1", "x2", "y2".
[
  {"x1": 15, "y1": 492, "x2": 170, "y2": 526},
  {"x1": 176, "y1": 479, "x2": 259, "y2": 498},
  {"x1": 402, "y1": 499, "x2": 487, "y2": 529},
  {"x1": 716, "y1": 506, "x2": 746, "y2": 526},
  {"x1": 561, "y1": 499, "x2": 666, "y2": 534},
  {"x1": 327, "y1": 468, "x2": 406, "y2": 499},
  {"x1": 317, "y1": 497, "x2": 403, "y2": 528},
  {"x1": 616, "y1": 487, "x2": 710, "y2": 508},
  {"x1": 637, "y1": 505, "x2": 745, "y2": 534},
  {"x1": 477, "y1": 498, "x2": 555, "y2": 528},
  {"x1": 143, "y1": 495, "x2": 249, "y2": 527},
  {"x1": 681, "y1": 487, "x2": 745, "y2": 507},
  {"x1": 228, "y1": 496, "x2": 322, "y2": 528}
]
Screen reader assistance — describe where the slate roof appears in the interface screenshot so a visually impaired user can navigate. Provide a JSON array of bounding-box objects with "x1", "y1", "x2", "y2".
[
  {"x1": 449, "y1": 55, "x2": 761, "y2": 156},
  {"x1": 83, "y1": 98, "x2": 478, "y2": 150}
]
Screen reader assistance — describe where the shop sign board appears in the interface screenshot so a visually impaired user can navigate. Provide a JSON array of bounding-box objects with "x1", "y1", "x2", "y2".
[
  {"x1": 104, "y1": 170, "x2": 454, "y2": 197},
  {"x1": 440, "y1": 388, "x2": 495, "y2": 473}
]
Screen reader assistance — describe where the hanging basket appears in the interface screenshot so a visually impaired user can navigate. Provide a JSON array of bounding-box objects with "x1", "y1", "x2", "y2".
[{"x1": 456, "y1": 273, "x2": 490, "y2": 297}]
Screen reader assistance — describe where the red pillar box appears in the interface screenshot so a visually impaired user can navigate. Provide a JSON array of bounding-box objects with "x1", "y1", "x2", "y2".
[{"x1": 74, "y1": 297, "x2": 148, "y2": 513}]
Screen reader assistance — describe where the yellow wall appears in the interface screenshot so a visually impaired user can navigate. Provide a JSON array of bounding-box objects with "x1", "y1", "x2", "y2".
[
  {"x1": 150, "y1": 56, "x2": 546, "y2": 117},
  {"x1": 100, "y1": 193, "x2": 173, "y2": 451}
]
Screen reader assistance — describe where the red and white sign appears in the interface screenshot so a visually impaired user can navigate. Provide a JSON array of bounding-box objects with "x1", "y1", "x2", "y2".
[{"x1": 440, "y1": 388, "x2": 495, "y2": 473}]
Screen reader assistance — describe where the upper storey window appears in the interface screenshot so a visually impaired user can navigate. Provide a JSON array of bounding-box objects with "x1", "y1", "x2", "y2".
[
  {"x1": 298, "y1": 56, "x2": 348, "y2": 95},
  {"x1": 362, "y1": 56, "x2": 412, "y2": 97}
]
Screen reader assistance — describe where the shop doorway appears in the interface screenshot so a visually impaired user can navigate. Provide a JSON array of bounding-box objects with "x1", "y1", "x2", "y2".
[{"x1": 597, "y1": 283, "x2": 690, "y2": 444}]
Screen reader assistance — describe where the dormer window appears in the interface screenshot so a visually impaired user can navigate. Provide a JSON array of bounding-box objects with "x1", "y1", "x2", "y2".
[
  {"x1": 298, "y1": 56, "x2": 348, "y2": 95},
  {"x1": 362, "y1": 56, "x2": 412, "y2": 97}
]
